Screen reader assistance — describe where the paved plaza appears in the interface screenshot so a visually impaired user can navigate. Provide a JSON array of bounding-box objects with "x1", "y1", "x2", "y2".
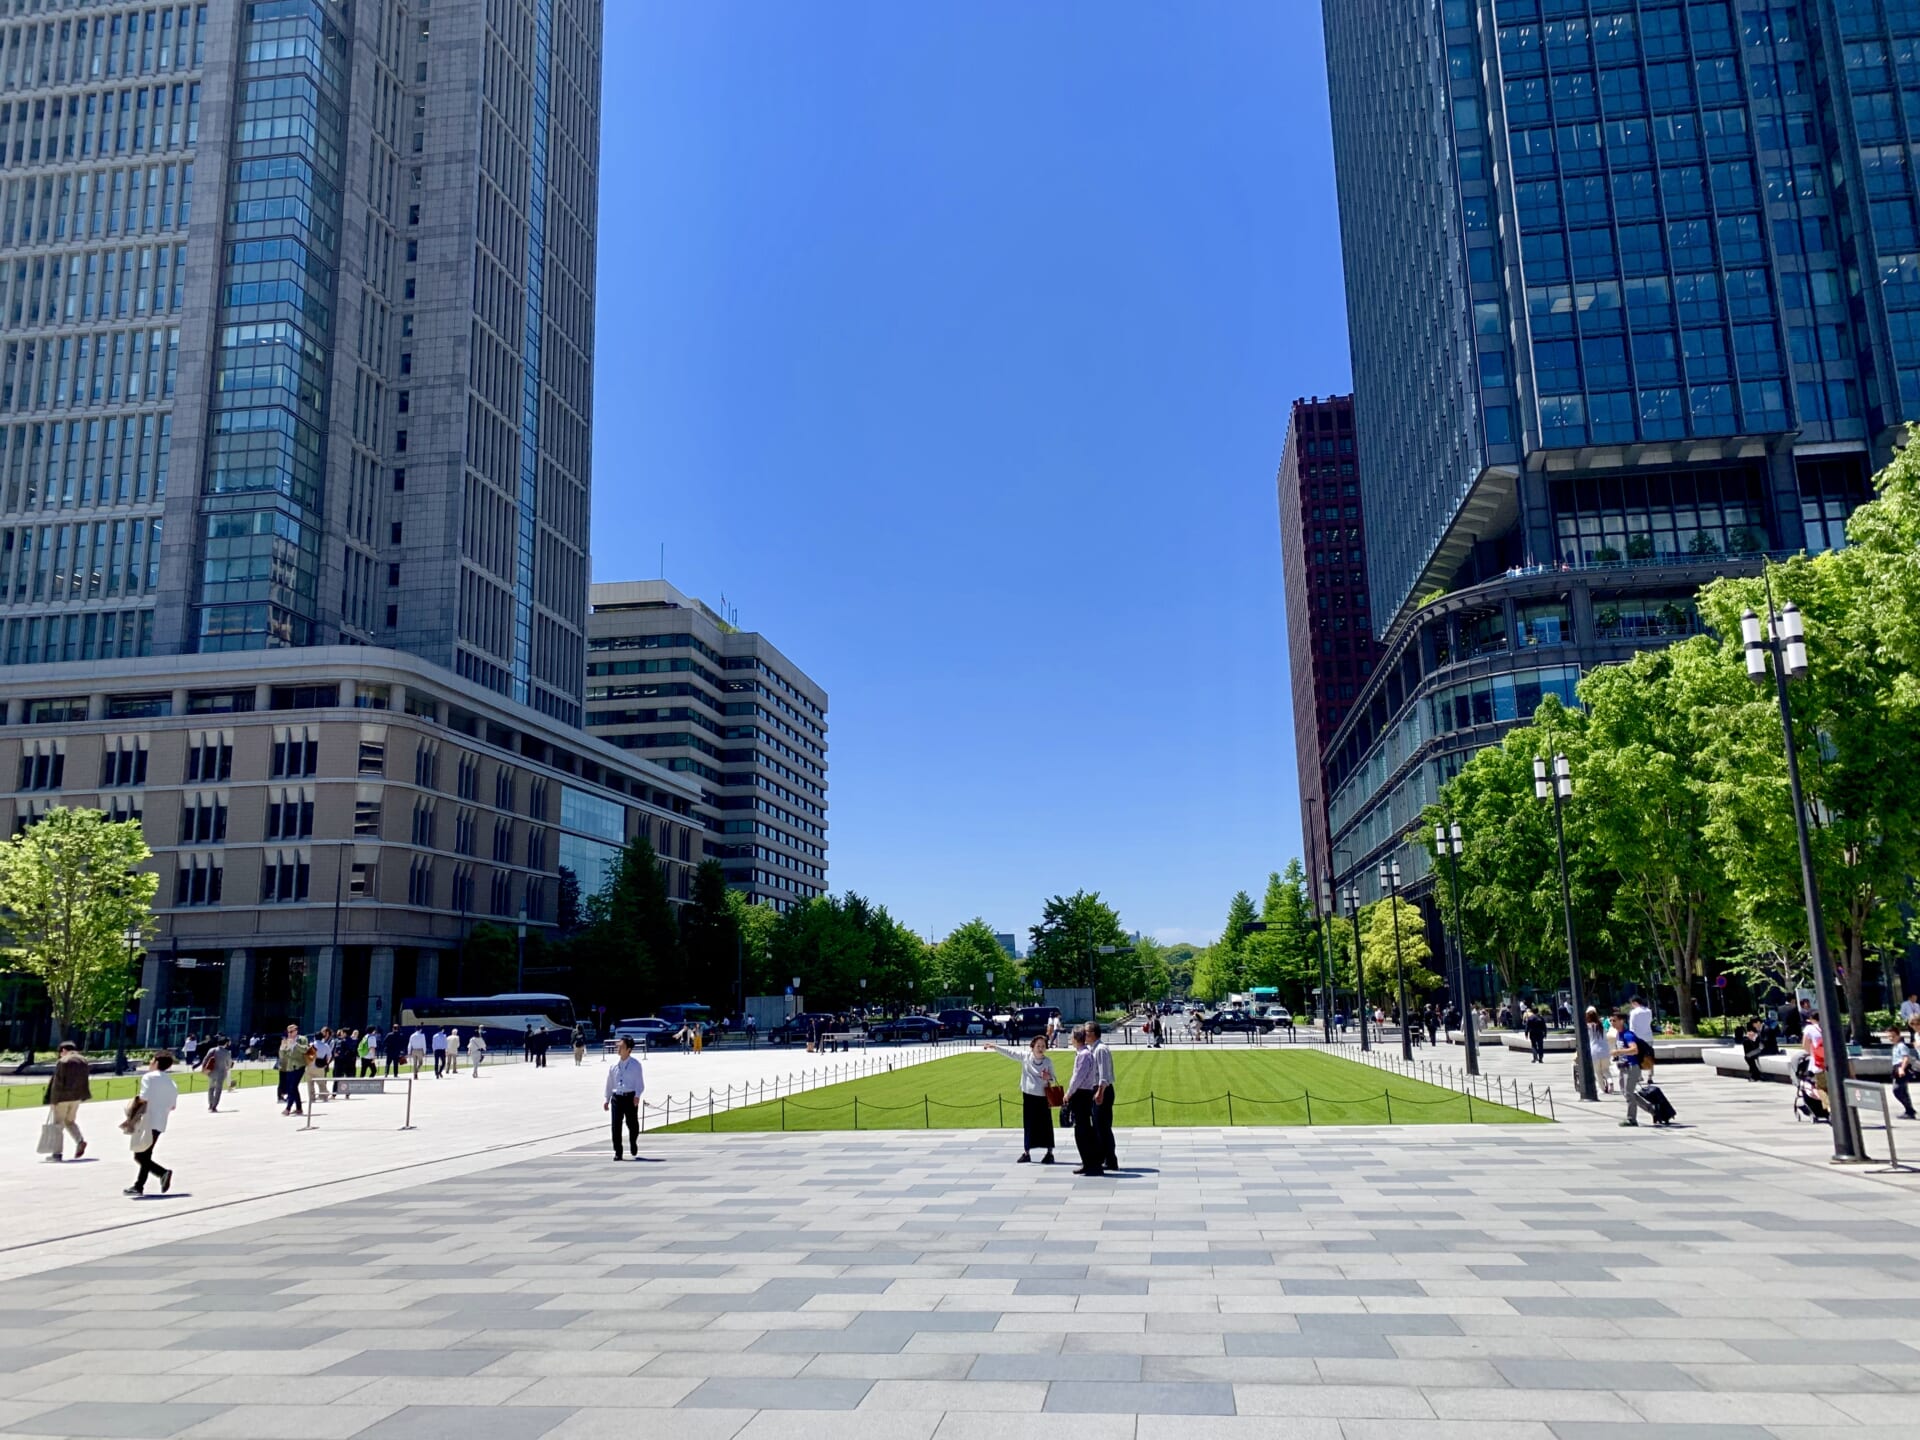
[{"x1": 0, "y1": 1043, "x2": 1916, "y2": 1439}]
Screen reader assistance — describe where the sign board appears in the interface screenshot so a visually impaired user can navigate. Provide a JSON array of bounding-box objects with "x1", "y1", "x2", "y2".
[
  {"x1": 332, "y1": 1078, "x2": 394, "y2": 1096},
  {"x1": 301, "y1": 1077, "x2": 415, "y2": 1131},
  {"x1": 1844, "y1": 1079, "x2": 1913, "y2": 1172},
  {"x1": 1042, "y1": 987, "x2": 1094, "y2": 1022}
]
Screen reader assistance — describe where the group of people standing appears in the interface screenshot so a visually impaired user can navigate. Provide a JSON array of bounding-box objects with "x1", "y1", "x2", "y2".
[{"x1": 989, "y1": 1021, "x2": 1121, "y2": 1176}]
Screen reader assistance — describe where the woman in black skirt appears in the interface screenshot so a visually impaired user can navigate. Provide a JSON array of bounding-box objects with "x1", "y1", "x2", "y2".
[{"x1": 984, "y1": 1033, "x2": 1059, "y2": 1164}]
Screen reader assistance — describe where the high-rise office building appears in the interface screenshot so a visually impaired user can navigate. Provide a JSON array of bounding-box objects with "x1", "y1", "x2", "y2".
[
  {"x1": 585, "y1": 581, "x2": 829, "y2": 912},
  {"x1": 1318, "y1": 0, "x2": 1883, "y2": 900},
  {"x1": 1276, "y1": 395, "x2": 1382, "y2": 889},
  {"x1": 0, "y1": 0, "x2": 689, "y2": 1045},
  {"x1": 1, "y1": 0, "x2": 598, "y2": 723}
]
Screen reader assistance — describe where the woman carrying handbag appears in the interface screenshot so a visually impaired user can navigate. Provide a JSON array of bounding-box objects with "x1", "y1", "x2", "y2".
[{"x1": 983, "y1": 1034, "x2": 1060, "y2": 1164}]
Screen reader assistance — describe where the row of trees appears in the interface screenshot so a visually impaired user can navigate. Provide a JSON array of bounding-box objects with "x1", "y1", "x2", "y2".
[{"x1": 1423, "y1": 442, "x2": 1920, "y2": 1041}]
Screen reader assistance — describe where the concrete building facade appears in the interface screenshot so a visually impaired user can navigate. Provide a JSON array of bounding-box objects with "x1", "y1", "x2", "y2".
[
  {"x1": 584, "y1": 581, "x2": 827, "y2": 913},
  {"x1": 1276, "y1": 395, "x2": 1384, "y2": 886},
  {"x1": 1316, "y1": 0, "x2": 1884, "y2": 902},
  {"x1": 0, "y1": 647, "x2": 699, "y2": 1041}
]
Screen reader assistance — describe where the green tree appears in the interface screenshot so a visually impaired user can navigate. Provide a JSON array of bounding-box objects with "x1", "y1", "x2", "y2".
[
  {"x1": 1026, "y1": 891, "x2": 1134, "y2": 1004},
  {"x1": 1246, "y1": 862, "x2": 1317, "y2": 1007},
  {"x1": 678, "y1": 860, "x2": 741, "y2": 1010},
  {"x1": 1359, "y1": 895, "x2": 1441, "y2": 1009},
  {"x1": 932, "y1": 919, "x2": 1017, "y2": 1007},
  {"x1": 1216, "y1": 891, "x2": 1257, "y2": 995},
  {"x1": 455, "y1": 921, "x2": 519, "y2": 995},
  {"x1": 1189, "y1": 942, "x2": 1233, "y2": 1002},
  {"x1": 1131, "y1": 934, "x2": 1172, "y2": 1002},
  {"x1": 0, "y1": 807, "x2": 157, "y2": 1038},
  {"x1": 570, "y1": 835, "x2": 682, "y2": 1018},
  {"x1": 726, "y1": 890, "x2": 780, "y2": 995},
  {"x1": 1577, "y1": 641, "x2": 1739, "y2": 1033},
  {"x1": 769, "y1": 892, "x2": 925, "y2": 1010}
]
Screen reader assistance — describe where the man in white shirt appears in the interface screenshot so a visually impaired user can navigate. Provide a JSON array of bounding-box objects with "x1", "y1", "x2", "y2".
[
  {"x1": 1628, "y1": 996, "x2": 1655, "y2": 1052},
  {"x1": 1901, "y1": 993, "x2": 1920, "y2": 1028},
  {"x1": 445, "y1": 1028, "x2": 460, "y2": 1074},
  {"x1": 1087, "y1": 1021, "x2": 1119, "y2": 1172},
  {"x1": 604, "y1": 1037, "x2": 645, "y2": 1160},
  {"x1": 126, "y1": 1051, "x2": 180, "y2": 1196},
  {"x1": 408, "y1": 1027, "x2": 429, "y2": 1079},
  {"x1": 430, "y1": 1027, "x2": 448, "y2": 1078}
]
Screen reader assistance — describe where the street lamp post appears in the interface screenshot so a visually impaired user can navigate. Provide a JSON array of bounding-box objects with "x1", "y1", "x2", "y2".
[
  {"x1": 1315, "y1": 876, "x2": 1336, "y2": 1041},
  {"x1": 1343, "y1": 883, "x2": 1369, "y2": 1052},
  {"x1": 117, "y1": 924, "x2": 142, "y2": 1074},
  {"x1": 1743, "y1": 580, "x2": 1863, "y2": 1163},
  {"x1": 1434, "y1": 821, "x2": 1480, "y2": 1076},
  {"x1": 515, "y1": 906, "x2": 528, "y2": 992},
  {"x1": 1093, "y1": 944, "x2": 1130, "y2": 1020},
  {"x1": 1378, "y1": 858, "x2": 1413, "y2": 1061},
  {"x1": 1534, "y1": 754, "x2": 1598, "y2": 1102}
]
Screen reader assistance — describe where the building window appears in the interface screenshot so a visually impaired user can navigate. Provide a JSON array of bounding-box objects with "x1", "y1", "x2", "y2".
[
  {"x1": 455, "y1": 808, "x2": 476, "y2": 856},
  {"x1": 349, "y1": 862, "x2": 377, "y2": 899},
  {"x1": 17, "y1": 742, "x2": 64, "y2": 791},
  {"x1": 107, "y1": 694, "x2": 171, "y2": 720},
  {"x1": 412, "y1": 800, "x2": 436, "y2": 847},
  {"x1": 492, "y1": 818, "x2": 513, "y2": 863},
  {"x1": 266, "y1": 787, "x2": 315, "y2": 840},
  {"x1": 260, "y1": 850, "x2": 311, "y2": 903},
  {"x1": 187, "y1": 732, "x2": 234, "y2": 781},
  {"x1": 272, "y1": 727, "x2": 318, "y2": 779},
  {"x1": 178, "y1": 794, "x2": 228, "y2": 845},
  {"x1": 494, "y1": 767, "x2": 514, "y2": 811},
  {"x1": 354, "y1": 799, "x2": 382, "y2": 836},
  {"x1": 457, "y1": 754, "x2": 477, "y2": 800},
  {"x1": 408, "y1": 858, "x2": 434, "y2": 907},
  {"x1": 415, "y1": 740, "x2": 438, "y2": 789},
  {"x1": 528, "y1": 779, "x2": 547, "y2": 818},
  {"x1": 358, "y1": 739, "x2": 386, "y2": 776},
  {"x1": 175, "y1": 855, "x2": 223, "y2": 906},
  {"x1": 489, "y1": 870, "x2": 513, "y2": 917},
  {"x1": 104, "y1": 796, "x2": 142, "y2": 826},
  {"x1": 451, "y1": 864, "x2": 475, "y2": 913},
  {"x1": 100, "y1": 738, "x2": 148, "y2": 787},
  {"x1": 527, "y1": 828, "x2": 548, "y2": 870}
]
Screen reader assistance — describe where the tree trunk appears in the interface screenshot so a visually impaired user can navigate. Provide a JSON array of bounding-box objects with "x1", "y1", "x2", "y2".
[{"x1": 1844, "y1": 927, "x2": 1871, "y2": 1047}]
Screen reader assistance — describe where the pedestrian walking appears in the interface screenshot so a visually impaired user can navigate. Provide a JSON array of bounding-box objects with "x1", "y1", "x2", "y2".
[
  {"x1": 359, "y1": 1028, "x2": 377, "y2": 1078},
  {"x1": 431, "y1": 1026, "x2": 448, "y2": 1078},
  {"x1": 203, "y1": 1035, "x2": 232, "y2": 1112},
  {"x1": 985, "y1": 1035, "x2": 1059, "y2": 1163},
  {"x1": 304, "y1": 1041, "x2": 327, "y2": 1113},
  {"x1": 276, "y1": 1024, "x2": 306, "y2": 1115},
  {"x1": 534, "y1": 1029, "x2": 549, "y2": 1067},
  {"x1": 1063, "y1": 1026, "x2": 1103, "y2": 1176},
  {"x1": 123, "y1": 1051, "x2": 178, "y2": 1196},
  {"x1": 39, "y1": 1040, "x2": 90, "y2": 1161},
  {"x1": 1611, "y1": 1011, "x2": 1656, "y2": 1126},
  {"x1": 332, "y1": 1029, "x2": 356, "y2": 1096},
  {"x1": 572, "y1": 1024, "x2": 587, "y2": 1066},
  {"x1": 468, "y1": 1029, "x2": 488, "y2": 1076},
  {"x1": 1584, "y1": 1008, "x2": 1612, "y2": 1095},
  {"x1": 1887, "y1": 1026, "x2": 1918, "y2": 1120},
  {"x1": 524, "y1": 1024, "x2": 535, "y2": 1062},
  {"x1": 445, "y1": 1027, "x2": 460, "y2": 1074},
  {"x1": 1087, "y1": 1020, "x2": 1119, "y2": 1171},
  {"x1": 605, "y1": 1036, "x2": 645, "y2": 1160},
  {"x1": 181, "y1": 1034, "x2": 198, "y2": 1068},
  {"x1": 1525, "y1": 1006, "x2": 1548, "y2": 1063},
  {"x1": 1628, "y1": 994, "x2": 1656, "y2": 1050},
  {"x1": 383, "y1": 1024, "x2": 403, "y2": 1078}
]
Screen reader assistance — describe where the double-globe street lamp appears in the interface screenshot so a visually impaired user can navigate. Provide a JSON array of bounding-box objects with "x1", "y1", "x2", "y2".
[
  {"x1": 1433, "y1": 820, "x2": 1481, "y2": 1076},
  {"x1": 1315, "y1": 875, "x2": 1338, "y2": 1041},
  {"x1": 1534, "y1": 753, "x2": 1598, "y2": 1103},
  {"x1": 1742, "y1": 580, "x2": 1864, "y2": 1164},
  {"x1": 1341, "y1": 881, "x2": 1370, "y2": 1052},
  {"x1": 1377, "y1": 858, "x2": 1414, "y2": 1062}
]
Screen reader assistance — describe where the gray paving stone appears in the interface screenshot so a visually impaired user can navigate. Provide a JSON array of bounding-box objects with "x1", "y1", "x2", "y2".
[
  {"x1": 1548, "y1": 1427, "x2": 1774, "y2": 1440},
  {"x1": 969, "y1": 1354, "x2": 1142, "y2": 1382},
  {"x1": 1042, "y1": 1380, "x2": 1234, "y2": 1414},
  {"x1": 1509, "y1": 1297, "x2": 1673, "y2": 1318},
  {"x1": 7, "y1": 1402, "x2": 229, "y2": 1438},
  {"x1": 679, "y1": 1378, "x2": 872, "y2": 1410},
  {"x1": 1496, "y1": 1359, "x2": 1702, "y2": 1391},
  {"x1": 178, "y1": 1328, "x2": 341, "y2": 1352},
  {"x1": 350, "y1": 1406, "x2": 576, "y2": 1440},
  {"x1": 1224, "y1": 1331, "x2": 1396, "y2": 1359},
  {"x1": 320, "y1": 1350, "x2": 506, "y2": 1377}
]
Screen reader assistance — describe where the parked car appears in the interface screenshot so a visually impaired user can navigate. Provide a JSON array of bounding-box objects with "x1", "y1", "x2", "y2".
[
  {"x1": 611, "y1": 1017, "x2": 677, "y2": 1048},
  {"x1": 937, "y1": 1008, "x2": 993, "y2": 1038},
  {"x1": 1005, "y1": 1005, "x2": 1062, "y2": 1042},
  {"x1": 767, "y1": 1012, "x2": 839, "y2": 1046},
  {"x1": 869, "y1": 1015, "x2": 942, "y2": 1044},
  {"x1": 1202, "y1": 1009, "x2": 1274, "y2": 1035}
]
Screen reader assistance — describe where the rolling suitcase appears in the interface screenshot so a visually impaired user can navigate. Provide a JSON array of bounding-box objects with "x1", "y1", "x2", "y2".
[{"x1": 1640, "y1": 1083, "x2": 1676, "y2": 1126}]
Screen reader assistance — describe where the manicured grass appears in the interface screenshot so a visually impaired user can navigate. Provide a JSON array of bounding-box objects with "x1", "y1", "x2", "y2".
[
  {"x1": 0, "y1": 1064, "x2": 281, "y2": 1111},
  {"x1": 655, "y1": 1048, "x2": 1546, "y2": 1132}
]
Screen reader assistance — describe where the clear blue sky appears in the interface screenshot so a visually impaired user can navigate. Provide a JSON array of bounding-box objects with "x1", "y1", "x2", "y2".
[{"x1": 592, "y1": 3, "x2": 1351, "y2": 947}]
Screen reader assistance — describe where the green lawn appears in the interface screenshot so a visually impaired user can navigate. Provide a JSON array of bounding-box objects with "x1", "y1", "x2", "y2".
[
  {"x1": 655, "y1": 1049, "x2": 1545, "y2": 1132},
  {"x1": 0, "y1": 1065, "x2": 282, "y2": 1111}
]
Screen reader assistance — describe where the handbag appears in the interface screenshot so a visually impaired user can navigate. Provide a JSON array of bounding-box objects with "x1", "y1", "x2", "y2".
[
  {"x1": 36, "y1": 1117, "x2": 61, "y2": 1155},
  {"x1": 1044, "y1": 1083, "x2": 1065, "y2": 1108}
]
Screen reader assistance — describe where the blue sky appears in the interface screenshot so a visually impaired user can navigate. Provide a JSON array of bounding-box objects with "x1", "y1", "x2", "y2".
[{"x1": 593, "y1": 3, "x2": 1351, "y2": 947}]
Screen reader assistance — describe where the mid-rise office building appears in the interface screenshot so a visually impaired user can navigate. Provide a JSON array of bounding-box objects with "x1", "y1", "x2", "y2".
[
  {"x1": 585, "y1": 580, "x2": 828, "y2": 912},
  {"x1": 0, "y1": 0, "x2": 708, "y2": 1044},
  {"x1": 1277, "y1": 395, "x2": 1383, "y2": 878},
  {"x1": 1318, "y1": 0, "x2": 1884, "y2": 901}
]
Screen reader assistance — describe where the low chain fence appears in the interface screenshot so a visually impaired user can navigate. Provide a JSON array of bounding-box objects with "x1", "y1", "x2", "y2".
[
  {"x1": 1330, "y1": 1042, "x2": 1556, "y2": 1120},
  {"x1": 0, "y1": 1064, "x2": 283, "y2": 1110}
]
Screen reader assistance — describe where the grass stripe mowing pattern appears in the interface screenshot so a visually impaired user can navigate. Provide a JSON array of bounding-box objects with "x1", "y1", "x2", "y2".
[{"x1": 654, "y1": 1049, "x2": 1545, "y2": 1132}]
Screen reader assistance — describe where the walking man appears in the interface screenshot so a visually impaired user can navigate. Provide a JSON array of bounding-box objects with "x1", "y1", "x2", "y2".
[
  {"x1": 1611, "y1": 1011, "x2": 1655, "y2": 1127},
  {"x1": 1088, "y1": 1020, "x2": 1119, "y2": 1172},
  {"x1": 445, "y1": 1027, "x2": 460, "y2": 1074},
  {"x1": 1524, "y1": 1006, "x2": 1548, "y2": 1063},
  {"x1": 203, "y1": 1035, "x2": 231, "y2": 1112},
  {"x1": 408, "y1": 1025, "x2": 428, "y2": 1079},
  {"x1": 276, "y1": 1023, "x2": 306, "y2": 1115},
  {"x1": 41, "y1": 1040, "x2": 89, "y2": 1160},
  {"x1": 431, "y1": 1026, "x2": 447, "y2": 1078},
  {"x1": 605, "y1": 1036, "x2": 645, "y2": 1160},
  {"x1": 125, "y1": 1051, "x2": 179, "y2": 1196}
]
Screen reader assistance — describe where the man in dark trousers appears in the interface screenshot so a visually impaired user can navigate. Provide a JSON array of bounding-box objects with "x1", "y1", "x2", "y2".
[
  {"x1": 1087, "y1": 1021, "x2": 1119, "y2": 1171},
  {"x1": 604, "y1": 1036, "x2": 645, "y2": 1160},
  {"x1": 1524, "y1": 1006, "x2": 1549, "y2": 1063}
]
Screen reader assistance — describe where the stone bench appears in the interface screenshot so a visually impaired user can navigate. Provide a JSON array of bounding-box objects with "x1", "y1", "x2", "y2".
[
  {"x1": 1500, "y1": 1031, "x2": 1575, "y2": 1053},
  {"x1": 1704, "y1": 1043, "x2": 1892, "y2": 1081}
]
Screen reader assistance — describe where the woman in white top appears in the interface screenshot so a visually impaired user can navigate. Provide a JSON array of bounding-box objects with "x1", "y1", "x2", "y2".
[
  {"x1": 468, "y1": 1029, "x2": 488, "y2": 1076},
  {"x1": 1585, "y1": 1006, "x2": 1614, "y2": 1094},
  {"x1": 984, "y1": 1034, "x2": 1058, "y2": 1164}
]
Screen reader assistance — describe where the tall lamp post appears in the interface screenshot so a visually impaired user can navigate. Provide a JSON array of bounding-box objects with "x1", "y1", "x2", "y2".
[
  {"x1": 116, "y1": 924, "x2": 142, "y2": 1074},
  {"x1": 1316, "y1": 875, "x2": 1337, "y2": 1041},
  {"x1": 1534, "y1": 754, "x2": 1598, "y2": 1102},
  {"x1": 1378, "y1": 858, "x2": 1413, "y2": 1061},
  {"x1": 514, "y1": 906, "x2": 528, "y2": 992},
  {"x1": 1743, "y1": 582, "x2": 1863, "y2": 1163},
  {"x1": 1434, "y1": 820, "x2": 1480, "y2": 1076},
  {"x1": 1342, "y1": 883, "x2": 1369, "y2": 1051}
]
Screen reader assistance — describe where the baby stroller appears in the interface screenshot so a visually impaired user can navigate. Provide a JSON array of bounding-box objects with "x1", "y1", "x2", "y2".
[{"x1": 1792, "y1": 1053, "x2": 1829, "y2": 1122}]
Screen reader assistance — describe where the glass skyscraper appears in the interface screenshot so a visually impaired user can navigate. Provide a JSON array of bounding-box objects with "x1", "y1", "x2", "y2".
[{"x1": 1315, "y1": 0, "x2": 1889, "y2": 900}]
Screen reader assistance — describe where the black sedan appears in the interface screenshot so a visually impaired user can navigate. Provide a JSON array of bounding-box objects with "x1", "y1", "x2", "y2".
[
  {"x1": 1202, "y1": 1010, "x2": 1274, "y2": 1035},
  {"x1": 868, "y1": 1015, "x2": 943, "y2": 1044}
]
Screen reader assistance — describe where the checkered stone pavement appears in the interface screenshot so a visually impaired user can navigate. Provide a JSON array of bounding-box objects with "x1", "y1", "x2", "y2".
[{"x1": 1, "y1": 1123, "x2": 1915, "y2": 1439}]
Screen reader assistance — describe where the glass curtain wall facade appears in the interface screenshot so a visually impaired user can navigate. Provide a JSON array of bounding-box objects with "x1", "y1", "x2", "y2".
[{"x1": 1315, "y1": 0, "x2": 1887, "y2": 900}]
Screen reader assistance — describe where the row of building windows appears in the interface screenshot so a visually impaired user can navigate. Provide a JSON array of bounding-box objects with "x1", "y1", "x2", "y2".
[{"x1": 0, "y1": 7, "x2": 209, "y2": 92}]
